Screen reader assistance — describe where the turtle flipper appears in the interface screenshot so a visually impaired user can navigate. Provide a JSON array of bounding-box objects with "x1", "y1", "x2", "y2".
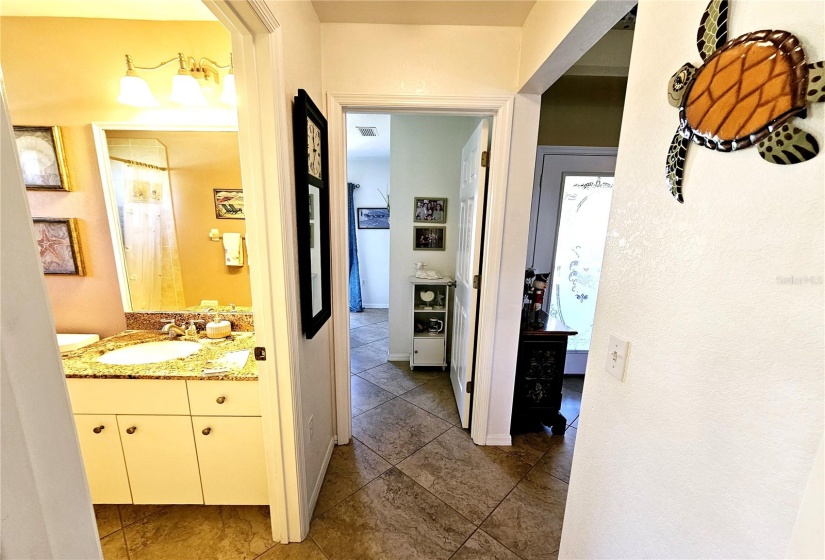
[
  {"x1": 666, "y1": 129, "x2": 691, "y2": 203},
  {"x1": 757, "y1": 123, "x2": 820, "y2": 164},
  {"x1": 807, "y1": 62, "x2": 825, "y2": 103},
  {"x1": 697, "y1": 0, "x2": 729, "y2": 60}
]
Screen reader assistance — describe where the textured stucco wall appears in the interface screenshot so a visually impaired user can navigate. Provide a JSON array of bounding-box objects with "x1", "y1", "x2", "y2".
[{"x1": 560, "y1": 1, "x2": 824, "y2": 557}]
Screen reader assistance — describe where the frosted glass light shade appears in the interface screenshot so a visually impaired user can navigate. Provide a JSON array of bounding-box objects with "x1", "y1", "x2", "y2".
[
  {"x1": 170, "y1": 73, "x2": 207, "y2": 106},
  {"x1": 118, "y1": 75, "x2": 158, "y2": 107},
  {"x1": 221, "y1": 74, "x2": 237, "y2": 106}
]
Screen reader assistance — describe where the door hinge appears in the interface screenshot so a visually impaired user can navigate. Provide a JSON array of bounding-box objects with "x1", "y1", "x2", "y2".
[
  {"x1": 254, "y1": 347, "x2": 267, "y2": 361},
  {"x1": 466, "y1": 381, "x2": 473, "y2": 394},
  {"x1": 472, "y1": 274, "x2": 481, "y2": 289},
  {"x1": 481, "y1": 151, "x2": 489, "y2": 168}
]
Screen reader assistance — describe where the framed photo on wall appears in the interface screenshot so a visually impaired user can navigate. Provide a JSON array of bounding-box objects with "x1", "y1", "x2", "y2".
[
  {"x1": 413, "y1": 226, "x2": 446, "y2": 250},
  {"x1": 32, "y1": 218, "x2": 85, "y2": 275},
  {"x1": 357, "y1": 207, "x2": 390, "y2": 229},
  {"x1": 214, "y1": 189, "x2": 245, "y2": 219},
  {"x1": 414, "y1": 197, "x2": 447, "y2": 223},
  {"x1": 13, "y1": 126, "x2": 71, "y2": 191}
]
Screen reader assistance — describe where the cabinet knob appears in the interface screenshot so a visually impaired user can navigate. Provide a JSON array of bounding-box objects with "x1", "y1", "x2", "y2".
[
  {"x1": 93, "y1": 425, "x2": 105, "y2": 434},
  {"x1": 202, "y1": 427, "x2": 212, "y2": 436},
  {"x1": 216, "y1": 396, "x2": 226, "y2": 404},
  {"x1": 414, "y1": 350, "x2": 418, "y2": 353},
  {"x1": 126, "y1": 426, "x2": 137, "y2": 434}
]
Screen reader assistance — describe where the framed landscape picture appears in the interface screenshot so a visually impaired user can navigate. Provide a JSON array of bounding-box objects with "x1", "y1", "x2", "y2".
[
  {"x1": 214, "y1": 189, "x2": 245, "y2": 219},
  {"x1": 33, "y1": 218, "x2": 85, "y2": 275},
  {"x1": 357, "y1": 207, "x2": 390, "y2": 229},
  {"x1": 414, "y1": 197, "x2": 447, "y2": 223},
  {"x1": 413, "y1": 226, "x2": 446, "y2": 250},
  {"x1": 14, "y1": 126, "x2": 71, "y2": 191}
]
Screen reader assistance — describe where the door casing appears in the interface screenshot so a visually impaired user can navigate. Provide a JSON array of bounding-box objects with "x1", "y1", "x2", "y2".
[{"x1": 328, "y1": 94, "x2": 514, "y2": 446}]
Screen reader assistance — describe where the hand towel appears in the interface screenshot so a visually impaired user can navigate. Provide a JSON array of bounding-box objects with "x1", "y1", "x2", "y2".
[{"x1": 223, "y1": 232, "x2": 243, "y2": 267}]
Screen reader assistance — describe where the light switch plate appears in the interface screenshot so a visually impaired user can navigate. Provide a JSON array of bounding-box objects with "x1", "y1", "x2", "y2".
[{"x1": 604, "y1": 334, "x2": 629, "y2": 381}]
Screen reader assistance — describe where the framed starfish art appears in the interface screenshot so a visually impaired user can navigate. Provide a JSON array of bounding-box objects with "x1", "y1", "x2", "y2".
[{"x1": 32, "y1": 218, "x2": 85, "y2": 275}]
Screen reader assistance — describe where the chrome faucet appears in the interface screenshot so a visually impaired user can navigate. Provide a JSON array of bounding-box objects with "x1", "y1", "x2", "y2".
[{"x1": 161, "y1": 319, "x2": 187, "y2": 339}]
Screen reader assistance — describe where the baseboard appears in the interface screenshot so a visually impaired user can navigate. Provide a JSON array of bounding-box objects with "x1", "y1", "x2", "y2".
[
  {"x1": 362, "y1": 304, "x2": 389, "y2": 309},
  {"x1": 307, "y1": 436, "x2": 336, "y2": 517},
  {"x1": 485, "y1": 434, "x2": 512, "y2": 446},
  {"x1": 387, "y1": 353, "x2": 410, "y2": 362}
]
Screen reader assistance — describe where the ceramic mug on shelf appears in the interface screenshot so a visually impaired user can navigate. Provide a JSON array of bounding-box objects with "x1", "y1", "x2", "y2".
[{"x1": 428, "y1": 317, "x2": 444, "y2": 333}]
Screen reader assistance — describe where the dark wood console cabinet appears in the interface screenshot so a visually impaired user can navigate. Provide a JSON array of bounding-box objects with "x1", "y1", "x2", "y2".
[{"x1": 511, "y1": 312, "x2": 577, "y2": 435}]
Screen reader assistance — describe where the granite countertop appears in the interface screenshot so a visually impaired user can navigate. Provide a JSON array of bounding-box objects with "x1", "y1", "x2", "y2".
[{"x1": 61, "y1": 330, "x2": 258, "y2": 381}]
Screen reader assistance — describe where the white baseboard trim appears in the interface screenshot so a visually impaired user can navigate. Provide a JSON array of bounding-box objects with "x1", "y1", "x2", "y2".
[
  {"x1": 362, "y1": 304, "x2": 389, "y2": 309},
  {"x1": 485, "y1": 434, "x2": 512, "y2": 446},
  {"x1": 307, "y1": 436, "x2": 336, "y2": 516},
  {"x1": 388, "y1": 353, "x2": 410, "y2": 362}
]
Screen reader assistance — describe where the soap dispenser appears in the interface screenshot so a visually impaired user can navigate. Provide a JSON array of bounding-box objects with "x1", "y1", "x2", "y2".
[
  {"x1": 206, "y1": 313, "x2": 232, "y2": 339},
  {"x1": 185, "y1": 320, "x2": 202, "y2": 341}
]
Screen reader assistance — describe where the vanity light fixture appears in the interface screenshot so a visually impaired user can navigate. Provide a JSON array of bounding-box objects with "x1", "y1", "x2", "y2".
[{"x1": 117, "y1": 53, "x2": 236, "y2": 108}]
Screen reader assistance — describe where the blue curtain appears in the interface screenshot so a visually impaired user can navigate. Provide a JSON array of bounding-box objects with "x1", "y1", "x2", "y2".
[{"x1": 348, "y1": 182, "x2": 364, "y2": 312}]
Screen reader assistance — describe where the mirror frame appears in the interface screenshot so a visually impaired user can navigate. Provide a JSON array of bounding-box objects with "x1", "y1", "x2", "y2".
[
  {"x1": 91, "y1": 123, "x2": 240, "y2": 313},
  {"x1": 292, "y1": 90, "x2": 331, "y2": 339}
]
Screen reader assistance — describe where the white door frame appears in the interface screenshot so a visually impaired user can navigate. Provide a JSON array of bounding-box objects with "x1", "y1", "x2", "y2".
[
  {"x1": 204, "y1": 0, "x2": 307, "y2": 542},
  {"x1": 328, "y1": 94, "x2": 514, "y2": 445}
]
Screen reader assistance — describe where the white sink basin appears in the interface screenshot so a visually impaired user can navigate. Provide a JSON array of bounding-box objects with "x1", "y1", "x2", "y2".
[{"x1": 98, "y1": 341, "x2": 202, "y2": 365}]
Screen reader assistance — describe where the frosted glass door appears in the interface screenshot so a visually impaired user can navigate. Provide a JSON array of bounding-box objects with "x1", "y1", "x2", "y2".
[{"x1": 547, "y1": 175, "x2": 613, "y2": 352}]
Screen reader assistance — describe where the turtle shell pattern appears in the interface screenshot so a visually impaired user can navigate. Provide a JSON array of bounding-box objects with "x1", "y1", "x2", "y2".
[{"x1": 681, "y1": 30, "x2": 809, "y2": 151}]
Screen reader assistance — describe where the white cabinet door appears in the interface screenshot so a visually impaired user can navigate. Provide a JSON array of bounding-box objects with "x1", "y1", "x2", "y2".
[
  {"x1": 413, "y1": 338, "x2": 445, "y2": 366},
  {"x1": 74, "y1": 415, "x2": 132, "y2": 504},
  {"x1": 192, "y1": 416, "x2": 268, "y2": 505},
  {"x1": 117, "y1": 415, "x2": 203, "y2": 504}
]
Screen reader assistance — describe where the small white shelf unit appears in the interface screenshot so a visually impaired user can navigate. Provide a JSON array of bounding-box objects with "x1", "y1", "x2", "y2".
[{"x1": 409, "y1": 276, "x2": 452, "y2": 371}]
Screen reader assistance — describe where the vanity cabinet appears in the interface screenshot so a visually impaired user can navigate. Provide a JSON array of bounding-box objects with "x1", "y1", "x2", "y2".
[
  {"x1": 117, "y1": 415, "x2": 203, "y2": 504},
  {"x1": 73, "y1": 414, "x2": 132, "y2": 503},
  {"x1": 192, "y1": 416, "x2": 268, "y2": 505},
  {"x1": 67, "y1": 378, "x2": 266, "y2": 505}
]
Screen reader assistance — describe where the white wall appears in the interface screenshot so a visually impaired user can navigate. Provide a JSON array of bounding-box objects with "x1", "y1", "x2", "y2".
[
  {"x1": 560, "y1": 1, "x2": 824, "y2": 557},
  {"x1": 348, "y1": 157, "x2": 391, "y2": 308},
  {"x1": 387, "y1": 115, "x2": 482, "y2": 359}
]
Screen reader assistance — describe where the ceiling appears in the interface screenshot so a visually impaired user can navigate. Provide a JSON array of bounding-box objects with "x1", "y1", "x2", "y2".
[
  {"x1": 347, "y1": 113, "x2": 391, "y2": 159},
  {"x1": 0, "y1": 0, "x2": 216, "y2": 20},
  {"x1": 312, "y1": 1, "x2": 536, "y2": 27},
  {"x1": 0, "y1": 0, "x2": 536, "y2": 26}
]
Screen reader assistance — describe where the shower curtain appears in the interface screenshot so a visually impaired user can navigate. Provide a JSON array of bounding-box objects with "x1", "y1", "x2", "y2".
[
  {"x1": 348, "y1": 182, "x2": 364, "y2": 312},
  {"x1": 122, "y1": 164, "x2": 180, "y2": 310}
]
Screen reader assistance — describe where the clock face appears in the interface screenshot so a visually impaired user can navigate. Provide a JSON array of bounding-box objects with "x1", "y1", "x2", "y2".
[{"x1": 307, "y1": 118, "x2": 322, "y2": 180}]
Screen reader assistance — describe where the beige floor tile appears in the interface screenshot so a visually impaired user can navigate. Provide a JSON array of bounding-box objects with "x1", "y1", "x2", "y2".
[
  {"x1": 352, "y1": 399, "x2": 452, "y2": 464},
  {"x1": 364, "y1": 337, "x2": 389, "y2": 355},
  {"x1": 94, "y1": 504, "x2": 121, "y2": 538},
  {"x1": 313, "y1": 438, "x2": 392, "y2": 518},
  {"x1": 123, "y1": 505, "x2": 275, "y2": 560},
  {"x1": 397, "y1": 427, "x2": 531, "y2": 525},
  {"x1": 452, "y1": 530, "x2": 521, "y2": 560},
  {"x1": 310, "y1": 468, "x2": 475, "y2": 560},
  {"x1": 399, "y1": 375, "x2": 460, "y2": 424},
  {"x1": 351, "y1": 376, "x2": 395, "y2": 416},
  {"x1": 256, "y1": 538, "x2": 328, "y2": 559},
  {"x1": 358, "y1": 362, "x2": 442, "y2": 396},
  {"x1": 350, "y1": 345, "x2": 388, "y2": 374},
  {"x1": 101, "y1": 531, "x2": 129, "y2": 560},
  {"x1": 481, "y1": 469, "x2": 568, "y2": 560},
  {"x1": 350, "y1": 322, "x2": 390, "y2": 344},
  {"x1": 498, "y1": 426, "x2": 557, "y2": 465},
  {"x1": 534, "y1": 427, "x2": 577, "y2": 483},
  {"x1": 118, "y1": 504, "x2": 168, "y2": 527},
  {"x1": 349, "y1": 310, "x2": 388, "y2": 329}
]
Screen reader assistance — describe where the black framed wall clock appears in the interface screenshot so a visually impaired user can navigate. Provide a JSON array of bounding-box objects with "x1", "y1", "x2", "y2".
[{"x1": 293, "y1": 89, "x2": 331, "y2": 339}]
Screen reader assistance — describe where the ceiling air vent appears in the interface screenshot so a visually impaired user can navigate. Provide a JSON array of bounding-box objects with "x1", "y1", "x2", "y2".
[{"x1": 356, "y1": 126, "x2": 379, "y2": 137}]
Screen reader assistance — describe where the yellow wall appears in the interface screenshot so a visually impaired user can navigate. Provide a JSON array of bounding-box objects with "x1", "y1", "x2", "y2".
[
  {"x1": 1, "y1": 17, "x2": 234, "y2": 337},
  {"x1": 106, "y1": 130, "x2": 251, "y2": 308},
  {"x1": 537, "y1": 75, "x2": 628, "y2": 147}
]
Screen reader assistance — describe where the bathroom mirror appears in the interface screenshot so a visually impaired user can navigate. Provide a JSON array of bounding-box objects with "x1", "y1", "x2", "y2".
[{"x1": 94, "y1": 126, "x2": 252, "y2": 313}]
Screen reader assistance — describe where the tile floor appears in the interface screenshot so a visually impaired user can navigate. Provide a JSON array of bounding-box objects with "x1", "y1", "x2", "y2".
[{"x1": 95, "y1": 307, "x2": 583, "y2": 559}]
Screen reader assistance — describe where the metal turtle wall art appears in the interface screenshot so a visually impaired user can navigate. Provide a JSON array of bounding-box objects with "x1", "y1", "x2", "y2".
[{"x1": 666, "y1": 0, "x2": 825, "y2": 203}]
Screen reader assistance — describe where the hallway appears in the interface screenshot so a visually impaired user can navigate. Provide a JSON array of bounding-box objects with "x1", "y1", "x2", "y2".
[{"x1": 91, "y1": 309, "x2": 582, "y2": 559}]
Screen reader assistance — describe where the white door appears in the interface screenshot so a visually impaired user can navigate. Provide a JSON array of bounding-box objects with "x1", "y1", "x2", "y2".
[{"x1": 450, "y1": 120, "x2": 490, "y2": 428}]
